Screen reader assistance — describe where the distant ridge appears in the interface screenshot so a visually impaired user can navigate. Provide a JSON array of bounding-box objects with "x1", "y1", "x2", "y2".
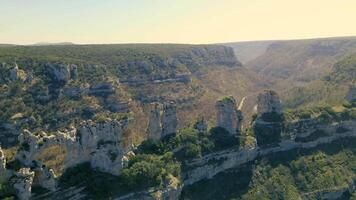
[{"x1": 31, "y1": 42, "x2": 75, "y2": 46}]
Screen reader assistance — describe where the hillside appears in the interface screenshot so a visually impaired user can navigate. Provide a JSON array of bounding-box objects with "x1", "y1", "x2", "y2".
[
  {"x1": 282, "y1": 52, "x2": 356, "y2": 108},
  {"x1": 242, "y1": 37, "x2": 356, "y2": 88},
  {"x1": 0, "y1": 44, "x2": 265, "y2": 147}
]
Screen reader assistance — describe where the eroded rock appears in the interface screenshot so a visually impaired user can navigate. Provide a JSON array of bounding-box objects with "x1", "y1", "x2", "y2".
[
  {"x1": 88, "y1": 83, "x2": 115, "y2": 97},
  {"x1": 16, "y1": 119, "x2": 131, "y2": 176},
  {"x1": 10, "y1": 168, "x2": 34, "y2": 200},
  {"x1": 216, "y1": 96, "x2": 240, "y2": 135},
  {"x1": 194, "y1": 117, "x2": 208, "y2": 134},
  {"x1": 346, "y1": 85, "x2": 356, "y2": 103},
  {"x1": 33, "y1": 164, "x2": 57, "y2": 191},
  {"x1": 256, "y1": 90, "x2": 282, "y2": 116},
  {"x1": 46, "y1": 63, "x2": 71, "y2": 85},
  {"x1": 0, "y1": 147, "x2": 7, "y2": 182},
  {"x1": 147, "y1": 103, "x2": 163, "y2": 141},
  {"x1": 162, "y1": 102, "x2": 178, "y2": 137}
]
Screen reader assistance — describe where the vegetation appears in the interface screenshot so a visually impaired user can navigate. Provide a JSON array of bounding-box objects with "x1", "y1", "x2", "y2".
[
  {"x1": 59, "y1": 153, "x2": 180, "y2": 199},
  {"x1": 181, "y1": 138, "x2": 356, "y2": 200},
  {"x1": 138, "y1": 127, "x2": 239, "y2": 161}
]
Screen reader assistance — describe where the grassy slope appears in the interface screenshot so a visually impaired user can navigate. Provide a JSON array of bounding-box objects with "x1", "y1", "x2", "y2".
[
  {"x1": 245, "y1": 37, "x2": 356, "y2": 87},
  {"x1": 282, "y1": 53, "x2": 356, "y2": 109}
]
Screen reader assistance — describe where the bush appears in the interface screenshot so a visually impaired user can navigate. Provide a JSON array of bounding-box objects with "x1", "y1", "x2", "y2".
[
  {"x1": 122, "y1": 153, "x2": 180, "y2": 189},
  {"x1": 209, "y1": 127, "x2": 239, "y2": 150}
]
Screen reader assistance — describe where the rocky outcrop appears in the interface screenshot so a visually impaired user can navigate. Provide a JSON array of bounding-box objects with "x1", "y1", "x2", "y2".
[
  {"x1": 256, "y1": 90, "x2": 282, "y2": 116},
  {"x1": 194, "y1": 117, "x2": 208, "y2": 134},
  {"x1": 10, "y1": 63, "x2": 27, "y2": 82},
  {"x1": 162, "y1": 102, "x2": 178, "y2": 137},
  {"x1": 46, "y1": 63, "x2": 77, "y2": 85},
  {"x1": 16, "y1": 119, "x2": 132, "y2": 176},
  {"x1": 254, "y1": 90, "x2": 284, "y2": 146},
  {"x1": 147, "y1": 103, "x2": 163, "y2": 141},
  {"x1": 63, "y1": 86, "x2": 84, "y2": 99},
  {"x1": 215, "y1": 96, "x2": 241, "y2": 135},
  {"x1": 0, "y1": 147, "x2": 6, "y2": 182},
  {"x1": 346, "y1": 85, "x2": 356, "y2": 103},
  {"x1": 33, "y1": 164, "x2": 57, "y2": 191},
  {"x1": 10, "y1": 168, "x2": 35, "y2": 200},
  {"x1": 88, "y1": 83, "x2": 115, "y2": 97},
  {"x1": 183, "y1": 120, "x2": 356, "y2": 186}
]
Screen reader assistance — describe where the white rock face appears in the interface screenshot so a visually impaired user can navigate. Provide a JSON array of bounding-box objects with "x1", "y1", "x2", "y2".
[
  {"x1": 147, "y1": 103, "x2": 163, "y2": 140},
  {"x1": 256, "y1": 90, "x2": 282, "y2": 115},
  {"x1": 10, "y1": 168, "x2": 35, "y2": 200},
  {"x1": 16, "y1": 119, "x2": 131, "y2": 176},
  {"x1": 162, "y1": 102, "x2": 178, "y2": 137},
  {"x1": 216, "y1": 96, "x2": 241, "y2": 135}
]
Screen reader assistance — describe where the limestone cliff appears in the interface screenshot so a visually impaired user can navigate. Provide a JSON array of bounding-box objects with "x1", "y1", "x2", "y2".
[
  {"x1": 215, "y1": 96, "x2": 241, "y2": 135},
  {"x1": 162, "y1": 102, "x2": 178, "y2": 138},
  {"x1": 16, "y1": 119, "x2": 132, "y2": 176}
]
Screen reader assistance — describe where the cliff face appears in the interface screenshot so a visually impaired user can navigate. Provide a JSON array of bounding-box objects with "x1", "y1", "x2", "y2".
[
  {"x1": 215, "y1": 96, "x2": 241, "y2": 135},
  {"x1": 16, "y1": 119, "x2": 132, "y2": 176},
  {"x1": 254, "y1": 90, "x2": 284, "y2": 146},
  {"x1": 147, "y1": 102, "x2": 178, "y2": 140},
  {"x1": 183, "y1": 120, "x2": 356, "y2": 186}
]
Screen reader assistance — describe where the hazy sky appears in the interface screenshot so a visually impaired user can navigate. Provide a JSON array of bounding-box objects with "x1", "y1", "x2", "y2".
[{"x1": 1, "y1": 0, "x2": 356, "y2": 44}]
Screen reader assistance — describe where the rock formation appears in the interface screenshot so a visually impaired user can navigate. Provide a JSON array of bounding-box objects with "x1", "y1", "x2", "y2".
[
  {"x1": 254, "y1": 90, "x2": 284, "y2": 146},
  {"x1": 63, "y1": 86, "x2": 84, "y2": 99},
  {"x1": 194, "y1": 117, "x2": 208, "y2": 134},
  {"x1": 346, "y1": 85, "x2": 356, "y2": 103},
  {"x1": 33, "y1": 164, "x2": 57, "y2": 191},
  {"x1": 10, "y1": 168, "x2": 35, "y2": 200},
  {"x1": 69, "y1": 64, "x2": 78, "y2": 80},
  {"x1": 10, "y1": 63, "x2": 27, "y2": 82},
  {"x1": 162, "y1": 102, "x2": 178, "y2": 137},
  {"x1": 256, "y1": 90, "x2": 282, "y2": 116},
  {"x1": 88, "y1": 83, "x2": 116, "y2": 97},
  {"x1": 0, "y1": 147, "x2": 6, "y2": 182},
  {"x1": 46, "y1": 63, "x2": 70, "y2": 84},
  {"x1": 16, "y1": 119, "x2": 132, "y2": 176},
  {"x1": 147, "y1": 103, "x2": 163, "y2": 141},
  {"x1": 215, "y1": 96, "x2": 241, "y2": 135}
]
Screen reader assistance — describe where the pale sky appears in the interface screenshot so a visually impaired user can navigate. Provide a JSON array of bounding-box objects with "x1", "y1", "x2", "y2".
[{"x1": 1, "y1": 0, "x2": 356, "y2": 44}]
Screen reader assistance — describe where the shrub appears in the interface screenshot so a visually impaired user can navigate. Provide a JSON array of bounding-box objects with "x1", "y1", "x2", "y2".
[{"x1": 209, "y1": 127, "x2": 239, "y2": 150}]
